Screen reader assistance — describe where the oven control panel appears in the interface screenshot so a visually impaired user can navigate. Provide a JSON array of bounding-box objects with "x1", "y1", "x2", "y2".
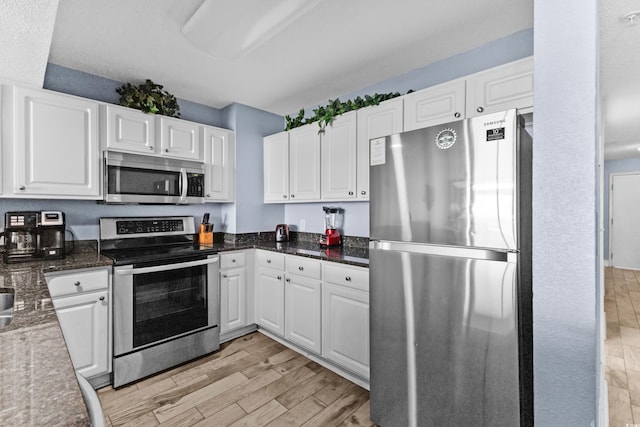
[{"x1": 116, "y1": 219, "x2": 185, "y2": 235}]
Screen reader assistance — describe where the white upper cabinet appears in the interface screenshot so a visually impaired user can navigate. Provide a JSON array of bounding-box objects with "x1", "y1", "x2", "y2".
[
  {"x1": 321, "y1": 111, "x2": 357, "y2": 200},
  {"x1": 101, "y1": 104, "x2": 156, "y2": 154},
  {"x1": 203, "y1": 126, "x2": 235, "y2": 202},
  {"x1": 403, "y1": 79, "x2": 466, "y2": 131},
  {"x1": 157, "y1": 116, "x2": 203, "y2": 161},
  {"x1": 356, "y1": 98, "x2": 403, "y2": 200},
  {"x1": 466, "y1": 56, "x2": 534, "y2": 117},
  {"x1": 289, "y1": 124, "x2": 321, "y2": 201},
  {"x1": 5, "y1": 86, "x2": 101, "y2": 199},
  {"x1": 263, "y1": 131, "x2": 290, "y2": 203}
]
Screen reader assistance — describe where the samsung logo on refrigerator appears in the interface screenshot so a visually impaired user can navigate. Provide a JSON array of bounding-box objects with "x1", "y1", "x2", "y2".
[{"x1": 484, "y1": 119, "x2": 507, "y2": 126}]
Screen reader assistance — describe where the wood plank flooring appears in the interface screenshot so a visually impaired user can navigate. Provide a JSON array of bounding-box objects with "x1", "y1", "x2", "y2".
[
  {"x1": 605, "y1": 266, "x2": 640, "y2": 426},
  {"x1": 98, "y1": 332, "x2": 374, "y2": 426}
]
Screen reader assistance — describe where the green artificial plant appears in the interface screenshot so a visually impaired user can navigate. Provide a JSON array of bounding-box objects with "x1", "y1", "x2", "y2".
[{"x1": 116, "y1": 79, "x2": 180, "y2": 117}]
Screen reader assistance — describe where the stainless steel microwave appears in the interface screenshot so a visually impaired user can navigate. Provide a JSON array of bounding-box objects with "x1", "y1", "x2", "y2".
[{"x1": 104, "y1": 151, "x2": 205, "y2": 204}]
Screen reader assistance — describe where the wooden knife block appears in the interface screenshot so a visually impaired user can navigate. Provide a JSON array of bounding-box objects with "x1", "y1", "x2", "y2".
[{"x1": 199, "y1": 224, "x2": 213, "y2": 244}]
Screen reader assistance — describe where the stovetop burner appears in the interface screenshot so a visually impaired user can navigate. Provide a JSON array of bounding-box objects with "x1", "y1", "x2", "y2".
[{"x1": 99, "y1": 215, "x2": 217, "y2": 265}]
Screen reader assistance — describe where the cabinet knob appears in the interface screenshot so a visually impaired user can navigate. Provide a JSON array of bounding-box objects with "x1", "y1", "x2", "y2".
[
  {"x1": 74, "y1": 281, "x2": 81, "y2": 287},
  {"x1": 206, "y1": 194, "x2": 210, "y2": 197},
  {"x1": 476, "y1": 106, "x2": 484, "y2": 113},
  {"x1": 361, "y1": 191, "x2": 366, "y2": 195},
  {"x1": 18, "y1": 185, "x2": 25, "y2": 191},
  {"x1": 291, "y1": 194, "x2": 295, "y2": 198},
  {"x1": 277, "y1": 275, "x2": 282, "y2": 280},
  {"x1": 298, "y1": 266, "x2": 304, "y2": 271},
  {"x1": 283, "y1": 194, "x2": 287, "y2": 199},
  {"x1": 165, "y1": 148, "x2": 169, "y2": 152},
  {"x1": 286, "y1": 278, "x2": 291, "y2": 282},
  {"x1": 267, "y1": 259, "x2": 271, "y2": 263},
  {"x1": 348, "y1": 191, "x2": 354, "y2": 196},
  {"x1": 454, "y1": 112, "x2": 461, "y2": 118},
  {"x1": 345, "y1": 276, "x2": 352, "y2": 282},
  {"x1": 232, "y1": 259, "x2": 236, "y2": 263},
  {"x1": 99, "y1": 296, "x2": 105, "y2": 301},
  {"x1": 149, "y1": 146, "x2": 154, "y2": 150},
  {"x1": 222, "y1": 274, "x2": 227, "y2": 278}
]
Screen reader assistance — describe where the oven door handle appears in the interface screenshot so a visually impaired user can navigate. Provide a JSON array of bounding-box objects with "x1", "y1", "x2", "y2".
[
  {"x1": 179, "y1": 168, "x2": 188, "y2": 203},
  {"x1": 115, "y1": 257, "x2": 218, "y2": 275}
]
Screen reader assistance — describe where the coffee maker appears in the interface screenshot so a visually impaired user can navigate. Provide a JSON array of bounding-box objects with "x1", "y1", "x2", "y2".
[
  {"x1": 319, "y1": 206, "x2": 343, "y2": 247},
  {"x1": 3, "y1": 211, "x2": 66, "y2": 263}
]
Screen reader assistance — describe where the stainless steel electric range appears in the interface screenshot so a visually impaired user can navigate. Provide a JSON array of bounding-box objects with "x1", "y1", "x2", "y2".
[{"x1": 99, "y1": 216, "x2": 219, "y2": 388}]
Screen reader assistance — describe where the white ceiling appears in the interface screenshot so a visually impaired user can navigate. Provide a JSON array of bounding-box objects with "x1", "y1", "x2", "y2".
[{"x1": 47, "y1": 0, "x2": 638, "y2": 159}]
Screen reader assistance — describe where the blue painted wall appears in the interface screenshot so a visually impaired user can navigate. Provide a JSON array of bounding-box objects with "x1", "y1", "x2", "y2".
[
  {"x1": 603, "y1": 157, "x2": 640, "y2": 260},
  {"x1": 284, "y1": 28, "x2": 534, "y2": 238}
]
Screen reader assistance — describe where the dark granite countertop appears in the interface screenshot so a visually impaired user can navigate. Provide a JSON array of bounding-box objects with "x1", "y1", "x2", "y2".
[
  {"x1": 0, "y1": 242, "x2": 112, "y2": 426},
  {"x1": 0, "y1": 234, "x2": 367, "y2": 426}
]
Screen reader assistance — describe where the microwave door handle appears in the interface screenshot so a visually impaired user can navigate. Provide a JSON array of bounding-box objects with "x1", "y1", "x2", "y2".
[{"x1": 179, "y1": 168, "x2": 188, "y2": 203}]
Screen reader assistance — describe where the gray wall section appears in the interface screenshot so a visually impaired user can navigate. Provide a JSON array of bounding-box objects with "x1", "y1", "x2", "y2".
[
  {"x1": 44, "y1": 63, "x2": 224, "y2": 127},
  {"x1": 603, "y1": 157, "x2": 640, "y2": 260},
  {"x1": 221, "y1": 103, "x2": 285, "y2": 234},
  {"x1": 533, "y1": 0, "x2": 599, "y2": 425}
]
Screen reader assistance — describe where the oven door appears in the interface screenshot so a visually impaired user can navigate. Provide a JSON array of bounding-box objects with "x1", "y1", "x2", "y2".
[{"x1": 113, "y1": 255, "x2": 219, "y2": 356}]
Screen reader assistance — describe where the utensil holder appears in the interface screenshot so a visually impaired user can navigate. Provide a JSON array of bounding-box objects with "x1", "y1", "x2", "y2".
[{"x1": 199, "y1": 224, "x2": 213, "y2": 244}]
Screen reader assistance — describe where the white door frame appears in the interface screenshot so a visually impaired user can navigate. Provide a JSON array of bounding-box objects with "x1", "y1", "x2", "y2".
[{"x1": 609, "y1": 172, "x2": 640, "y2": 269}]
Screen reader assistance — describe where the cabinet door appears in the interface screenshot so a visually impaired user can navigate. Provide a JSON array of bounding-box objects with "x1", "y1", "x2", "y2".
[
  {"x1": 204, "y1": 126, "x2": 235, "y2": 202},
  {"x1": 285, "y1": 274, "x2": 321, "y2": 354},
  {"x1": 101, "y1": 104, "x2": 156, "y2": 154},
  {"x1": 158, "y1": 116, "x2": 202, "y2": 161},
  {"x1": 466, "y1": 57, "x2": 534, "y2": 117},
  {"x1": 403, "y1": 79, "x2": 466, "y2": 131},
  {"x1": 52, "y1": 290, "x2": 109, "y2": 378},
  {"x1": 263, "y1": 132, "x2": 290, "y2": 203},
  {"x1": 356, "y1": 98, "x2": 403, "y2": 200},
  {"x1": 220, "y1": 267, "x2": 246, "y2": 333},
  {"x1": 10, "y1": 86, "x2": 101, "y2": 198},
  {"x1": 289, "y1": 124, "x2": 321, "y2": 201},
  {"x1": 256, "y1": 267, "x2": 285, "y2": 336},
  {"x1": 321, "y1": 111, "x2": 357, "y2": 200},
  {"x1": 322, "y1": 283, "x2": 369, "y2": 379}
]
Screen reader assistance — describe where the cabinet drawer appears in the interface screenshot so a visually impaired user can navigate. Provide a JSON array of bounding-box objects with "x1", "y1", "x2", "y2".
[
  {"x1": 46, "y1": 268, "x2": 109, "y2": 298},
  {"x1": 286, "y1": 255, "x2": 321, "y2": 280},
  {"x1": 323, "y1": 262, "x2": 369, "y2": 292},
  {"x1": 220, "y1": 251, "x2": 246, "y2": 269},
  {"x1": 257, "y1": 250, "x2": 285, "y2": 270}
]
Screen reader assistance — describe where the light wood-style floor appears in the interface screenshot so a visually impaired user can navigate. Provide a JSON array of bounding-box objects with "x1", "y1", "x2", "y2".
[
  {"x1": 605, "y1": 266, "x2": 640, "y2": 426},
  {"x1": 98, "y1": 332, "x2": 374, "y2": 426}
]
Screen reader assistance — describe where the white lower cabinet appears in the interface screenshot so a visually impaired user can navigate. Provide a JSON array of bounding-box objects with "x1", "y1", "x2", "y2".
[
  {"x1": 322, "y1": 262, "x2": 370, "y2": 379},
  {"x1": 45, "y1": 267, "x2": 110, "y2": 380},
  {"x1": 285, "y1": 274, "x2": 322, "y2": 354},
  {"x1": 220, "y1": 267, "x2": 247, "y2": 334},
  {"x1": 255, "y1": 258, "x2": 284, "y2": 336}
]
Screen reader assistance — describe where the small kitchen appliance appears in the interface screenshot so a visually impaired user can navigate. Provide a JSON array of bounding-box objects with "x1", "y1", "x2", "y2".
[
  {"x1": 3, "y1": 211, "x2": 66, "y2": 263},
  {"x1": 275, "y1": 224, "x2": 289, "y2": 242},
  {"x1": 319, "y1": 206, "x2": 343, "y2": 247}
]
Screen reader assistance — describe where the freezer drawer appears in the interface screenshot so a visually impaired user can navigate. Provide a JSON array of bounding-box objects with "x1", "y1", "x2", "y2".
[{"x1": 369, "y1": 247, "x2": 520, "y2": 426}]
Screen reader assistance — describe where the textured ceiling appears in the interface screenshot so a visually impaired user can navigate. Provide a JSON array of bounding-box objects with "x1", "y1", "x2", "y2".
[{"x1": 48, "y1": 0, "x2": 532, "y2": 116}]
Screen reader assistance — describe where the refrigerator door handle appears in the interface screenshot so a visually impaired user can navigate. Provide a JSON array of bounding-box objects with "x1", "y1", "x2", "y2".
[{"x1": 369, "y1": 240, "x2": 516, "y2": 262}]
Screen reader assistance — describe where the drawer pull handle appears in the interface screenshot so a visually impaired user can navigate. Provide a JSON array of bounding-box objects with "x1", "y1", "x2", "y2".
[
  {"x1": 99, "y1": 296, "x2": 105, "y2": 301},
  {"x1": 277, "y1": 275, "x2": 282, "y2": 280},
  {"x1": 286, "y1": 278, "x2": 291, "y2": 282},
  {"x1": 267, "y1": 259, "x2": 271, "y2": 263},
  {"x1": 74, "y1": 281, "x2": 81, "y2": 287},
  {"x1": 298, "y1": 266, "x2": 304, "y2": 271},
  {"x1": 345, "y1": 276, "x2": 352, "y2": 281}
]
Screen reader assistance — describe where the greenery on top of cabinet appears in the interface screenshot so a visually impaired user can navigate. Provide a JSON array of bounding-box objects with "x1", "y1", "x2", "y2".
[
  {"x1": 116, "y1": 79, "x2": 180, "y2": 117},
  {"x1": 285, "y1": 90, "x2": 413, "y2": 132}
]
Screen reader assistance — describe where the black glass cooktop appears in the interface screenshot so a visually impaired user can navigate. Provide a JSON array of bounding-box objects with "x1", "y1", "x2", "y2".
[{"x1": 101, "y1": 244, "x2": 218, "y2": 266}]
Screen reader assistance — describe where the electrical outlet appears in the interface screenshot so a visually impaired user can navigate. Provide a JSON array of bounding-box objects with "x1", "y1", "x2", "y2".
[{"x1": 299, "y1": 219, "x2": 306, "y2": 231}]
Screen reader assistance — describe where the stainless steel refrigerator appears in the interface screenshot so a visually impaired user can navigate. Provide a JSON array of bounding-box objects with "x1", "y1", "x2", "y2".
[{"x1": 369, "y1": 109, "x2": 532, "y2": 426}]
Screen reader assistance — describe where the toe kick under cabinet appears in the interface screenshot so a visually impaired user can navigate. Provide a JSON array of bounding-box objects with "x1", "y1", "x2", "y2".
[{"x1": 45, "y1": 267, "x2": 111, "y2": 384}]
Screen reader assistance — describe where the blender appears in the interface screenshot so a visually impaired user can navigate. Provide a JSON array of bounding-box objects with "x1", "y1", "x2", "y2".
[{"x1": 319, "y1": 206, "x2": 343, "y2": 247}]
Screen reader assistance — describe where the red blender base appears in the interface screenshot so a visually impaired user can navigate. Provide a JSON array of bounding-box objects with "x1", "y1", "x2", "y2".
[{"x1": 319, "y1": 229, "x2": 342, "y2": 247}]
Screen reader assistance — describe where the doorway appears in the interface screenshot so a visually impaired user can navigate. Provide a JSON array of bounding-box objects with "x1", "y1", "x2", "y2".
[{"x1": 610, "y1": 173, "x2": 640, "y2": 269}]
